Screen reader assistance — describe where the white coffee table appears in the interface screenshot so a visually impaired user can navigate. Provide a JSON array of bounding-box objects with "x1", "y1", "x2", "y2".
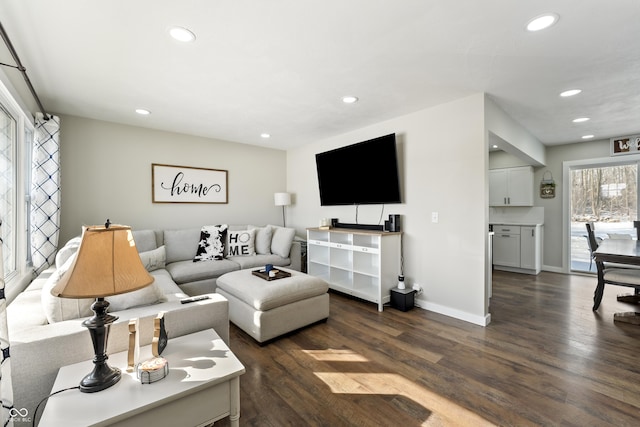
[{"x1": 38, "y1": 329, "x2": 245, "y2": 427}]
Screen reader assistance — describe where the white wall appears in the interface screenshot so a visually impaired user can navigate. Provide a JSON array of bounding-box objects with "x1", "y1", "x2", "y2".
[
  {"x1": 485, "y1": 97, "x2": 546, "y2": 167},
  {"x1": 59, "y1": 115, "x2": 288, "y2": 243},
  {"x1": 287, "y1": 94, "x2": 490, "y2": 325}
]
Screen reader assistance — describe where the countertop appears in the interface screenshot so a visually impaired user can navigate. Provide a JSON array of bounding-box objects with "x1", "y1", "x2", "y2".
[{"x1": 490, "y1": 222, "x2": 544, "y2": 226}]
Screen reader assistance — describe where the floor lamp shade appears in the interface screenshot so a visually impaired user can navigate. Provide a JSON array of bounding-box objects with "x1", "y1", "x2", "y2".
[
  {"x1": 51, "y1": 223, "x2": 154, "y2": 393},
  {"x1": 274, "y1": 193, "x2": 291, "y2": 227},
  {"x1": 274, "y1": 192, "x2": 291, "y2": 207}
]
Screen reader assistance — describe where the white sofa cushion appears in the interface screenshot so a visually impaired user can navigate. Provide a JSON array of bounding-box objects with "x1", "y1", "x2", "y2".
[
  {"x1": 54, "y1": 237, "x2": 81, "y2": 269},
  {"x1": 164, "y1": 228, "x2": 201, "y2": 263},
  {"x1": 269, "y1": 225, "x2": 296, "y2": 258},
  {"x1": 248, "y1": 225, "x2": 273, "y2": 254},
  {"x1": 139, "y1": 245, "x2": 166, "y2": 272}
]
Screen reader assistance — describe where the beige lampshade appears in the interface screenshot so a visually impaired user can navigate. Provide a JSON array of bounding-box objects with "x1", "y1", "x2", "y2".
[{"x1": 52, "y1": 224, "x2": 153, "y2": 298}]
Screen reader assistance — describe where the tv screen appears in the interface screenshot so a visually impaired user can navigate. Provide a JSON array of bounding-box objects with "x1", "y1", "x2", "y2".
[{"x1": 315, "y1": 133, "x2": 401, "y2": 206}]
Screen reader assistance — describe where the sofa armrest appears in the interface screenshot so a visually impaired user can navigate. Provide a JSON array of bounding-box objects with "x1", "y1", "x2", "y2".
[
  {"x1": 289, "y1": 240, "x2": 302, "y2": 271},
  {"x1": 10, "y1": 293, "x2": 228, "y2": 425}
]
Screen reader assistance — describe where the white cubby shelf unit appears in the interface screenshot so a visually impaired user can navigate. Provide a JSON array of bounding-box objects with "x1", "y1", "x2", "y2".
[{"x1": 306, "y1": 227, "x2": 402, "y2": 311}]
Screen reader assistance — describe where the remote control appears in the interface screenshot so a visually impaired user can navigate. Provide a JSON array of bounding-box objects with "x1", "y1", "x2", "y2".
[{"x1": 180, "y1": 295, "x2": 211, "y2": 304}]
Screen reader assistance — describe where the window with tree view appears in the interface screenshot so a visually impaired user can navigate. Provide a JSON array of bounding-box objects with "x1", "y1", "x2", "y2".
[{"x1": 571, "y1": 164, "x2": 638, "y2": 272}]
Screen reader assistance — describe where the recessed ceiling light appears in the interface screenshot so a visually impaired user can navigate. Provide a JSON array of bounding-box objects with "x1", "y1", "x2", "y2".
[
  {"x1": 560, "y1": 89, "x2": 582, "y2": 97},
  {"x1": 492, "y1": 145, "x2": 498, "y2": 149},
  {"x1": 260, "y1": 133, "x2": 271, "y2": 139},
  {"x1": 169, "y1": 26, "x2": 196, "y2": 42},
  {"x1": 526, "y1": 13, "x2": 559, "y2": 32},
  {"x1": 342, "y1": 96, "x2": 359, "y2": 104},
  {"x1": 135, "y1": 109, "x2": 151, "y2": 115},
  {"x1": 582, "y1": 135, "x2": 595, "y2": 139},
  {"x1": 573, "y1": 117, "x2": 590, "y2": 123}
]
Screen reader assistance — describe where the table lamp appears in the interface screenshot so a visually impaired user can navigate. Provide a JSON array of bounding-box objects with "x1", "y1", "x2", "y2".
[
  {"x1": 51, "y1": 221, "x2": 153, "y2": 393},
  {"x1": 274, "y1": 192, "x2": 291, "y2": 227}
]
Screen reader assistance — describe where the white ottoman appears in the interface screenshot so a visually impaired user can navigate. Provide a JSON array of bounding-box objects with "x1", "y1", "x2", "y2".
[{"x1": 216, "y1": 268, "x2": 330, "y2": 344}]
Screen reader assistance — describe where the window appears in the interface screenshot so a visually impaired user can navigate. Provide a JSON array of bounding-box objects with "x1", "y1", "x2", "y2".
[
  {"x1": 0, "y1": 78, "x2": 34, "y2": 292},
  {"x1": 569, "y1": 162, "x2": 639, "y2": 273},
  {"x1": 0, "y1": 105, "x2": 17, "y2": 280}
]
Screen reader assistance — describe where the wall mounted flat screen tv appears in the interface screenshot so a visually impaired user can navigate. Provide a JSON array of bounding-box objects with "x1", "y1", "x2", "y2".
[{"x1": 315, "y1": 133, "x2": 402, "y2": 206}]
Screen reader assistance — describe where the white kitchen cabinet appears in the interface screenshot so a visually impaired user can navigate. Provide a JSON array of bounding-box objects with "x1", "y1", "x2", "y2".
[
  {"x1": 307, "y1": 228, "x2": 401, "y2": 311},
  {"x1": 492, "y1": 225, "x2": 521, "y2": 268},
  {"x1": 489, "y1": 166, "x2": 534, "y2": 206},
  {"x1": 492, "y1": 224, "x2": 542, "y2": 274},
  {"x1": 520, "y1": 226, "x2": 541, "y2": 271}
]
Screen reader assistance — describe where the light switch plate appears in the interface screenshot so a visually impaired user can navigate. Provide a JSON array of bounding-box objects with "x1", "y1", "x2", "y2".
[{"x1": 431, "y1": 212, "x2": 439, "y2": 223}]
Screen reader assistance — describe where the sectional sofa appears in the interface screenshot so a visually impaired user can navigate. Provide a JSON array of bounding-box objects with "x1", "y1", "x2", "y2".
[{"x1": 7, "y1": 224, "x2": 301, "y2": 423}]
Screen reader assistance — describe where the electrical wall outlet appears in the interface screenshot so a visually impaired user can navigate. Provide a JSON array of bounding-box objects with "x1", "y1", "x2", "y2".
[{"x1": 412, "y1": 283, "x2": 422, "y2": 294}]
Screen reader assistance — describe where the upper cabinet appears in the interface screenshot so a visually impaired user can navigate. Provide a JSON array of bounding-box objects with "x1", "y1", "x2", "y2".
[{"x1": 489, "y1": 166, "x2": 534, "y2": 207}]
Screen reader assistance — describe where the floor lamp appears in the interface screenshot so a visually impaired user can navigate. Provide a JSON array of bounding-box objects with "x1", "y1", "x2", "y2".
[{"x1": 274, "y1": 192, "x2": 291, "y2": 227}]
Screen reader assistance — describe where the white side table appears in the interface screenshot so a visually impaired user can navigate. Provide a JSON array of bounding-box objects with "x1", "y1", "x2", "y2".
[{"x1": 38, "y1": 329, "x2": 245, "y2": 427}]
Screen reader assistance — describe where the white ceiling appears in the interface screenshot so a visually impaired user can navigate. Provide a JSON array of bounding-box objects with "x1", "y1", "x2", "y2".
[{"x1": 1, "y1": 0, "x2": 639, "y2": 151}]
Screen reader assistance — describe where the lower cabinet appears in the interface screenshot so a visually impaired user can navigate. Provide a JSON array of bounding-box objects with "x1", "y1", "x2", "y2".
[
  {"x1": 492, "y1": 224, "x2": 542, "y2": 275},
  {"x1": 493, "y1": 227, "x2": 521, "y2": 268}
]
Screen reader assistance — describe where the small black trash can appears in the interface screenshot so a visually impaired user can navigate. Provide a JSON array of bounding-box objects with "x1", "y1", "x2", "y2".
[{"x1": 390, "y1": 287, "x2": 416, "y2": 311}]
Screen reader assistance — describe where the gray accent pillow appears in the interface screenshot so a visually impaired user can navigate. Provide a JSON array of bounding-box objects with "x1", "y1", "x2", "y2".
[
  {"x1": 139, "y1": 246, "x2": 166, "y2": 272},
  {"x1": 248, "y1": 225, "x2": 273, "y2": 255},
  {"x1": 268, "y1": 225, "x2": 296, "y2": 258}
]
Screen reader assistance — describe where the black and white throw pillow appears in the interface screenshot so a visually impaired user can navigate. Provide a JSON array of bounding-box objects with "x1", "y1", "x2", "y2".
[{"x1": 193, "y1": 224, "x2": 228, "y2": 262}]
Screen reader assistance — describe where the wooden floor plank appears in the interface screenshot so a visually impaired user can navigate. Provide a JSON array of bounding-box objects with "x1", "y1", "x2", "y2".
[{"x1": 214, "y1": 270, "x2": 640, "y2": 426}]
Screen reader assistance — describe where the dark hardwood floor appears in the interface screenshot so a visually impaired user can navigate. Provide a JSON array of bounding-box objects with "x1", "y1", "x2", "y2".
[{"x1": 216, "y1": 270, "x2": 640, "y2": 426}]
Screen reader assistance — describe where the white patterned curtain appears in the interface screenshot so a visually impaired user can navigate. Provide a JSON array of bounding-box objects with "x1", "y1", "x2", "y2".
[
  {"x1": 30, "y1": 114, "x2": 61, "y2": 275},
  {"x1": 0, "y1": 220, "x2": 14, "y2": 427}
]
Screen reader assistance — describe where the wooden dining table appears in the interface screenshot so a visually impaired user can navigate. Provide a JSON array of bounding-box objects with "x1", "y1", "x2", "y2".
[{"x1": 593, "y1": 238, "x2": 640, "y2": 323}]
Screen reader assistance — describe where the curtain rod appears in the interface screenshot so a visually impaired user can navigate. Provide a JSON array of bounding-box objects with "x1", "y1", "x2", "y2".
[{"x1": 0, "y1": 19, "x2": 50, "y2": 120}]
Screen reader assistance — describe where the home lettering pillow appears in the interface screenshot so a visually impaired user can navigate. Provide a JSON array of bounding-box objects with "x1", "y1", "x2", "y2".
[
  {"x1": 226, "y1": 229, "x2": 256, "y2": 257},
  {"x1": 194, "y1": 224, "x2": 228, "y2": 261}
]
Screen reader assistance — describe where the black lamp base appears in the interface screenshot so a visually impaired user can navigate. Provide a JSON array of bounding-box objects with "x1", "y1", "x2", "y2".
[
  {"x1": 80, "y1": 297, "x2": 120, "y2": 393},
  {"x1": 80, "y1": 364, "x2": 121, "y2": 393}
]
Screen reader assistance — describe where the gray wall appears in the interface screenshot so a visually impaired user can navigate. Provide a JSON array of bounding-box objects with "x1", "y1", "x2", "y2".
[
  {"x1": 536, "y1": 139, "x2": 610, "y2": 270},
  {"x1": 59, "y1": 115, "x2": 288, "y2": 244}
]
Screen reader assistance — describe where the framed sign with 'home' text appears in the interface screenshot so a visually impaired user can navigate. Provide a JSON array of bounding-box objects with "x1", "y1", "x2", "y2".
[{"x1": 152, "y1": 163, "x2": 228, "y2": 204}]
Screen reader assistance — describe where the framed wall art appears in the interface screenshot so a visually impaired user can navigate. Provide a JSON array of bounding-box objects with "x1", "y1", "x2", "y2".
[
  {"x1": 152, "y1": 163, "x2": 228, "y2": 204},
  {"x1": 611, "y1": 135, "x2": 640, "y2": 156}
]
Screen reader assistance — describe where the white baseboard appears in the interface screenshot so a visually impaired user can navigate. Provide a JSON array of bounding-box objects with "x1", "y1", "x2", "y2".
[
  {"x1": 414, "y1": 296, "x2": 491, "y2": 326},
  {"x1": 542, "y1": 264, "x2": 565, "y2": 274}
]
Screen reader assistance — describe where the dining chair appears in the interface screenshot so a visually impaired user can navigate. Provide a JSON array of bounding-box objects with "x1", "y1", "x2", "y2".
[{"x1": 585, "y1": 222, "x2": 640, "y2": 310}]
